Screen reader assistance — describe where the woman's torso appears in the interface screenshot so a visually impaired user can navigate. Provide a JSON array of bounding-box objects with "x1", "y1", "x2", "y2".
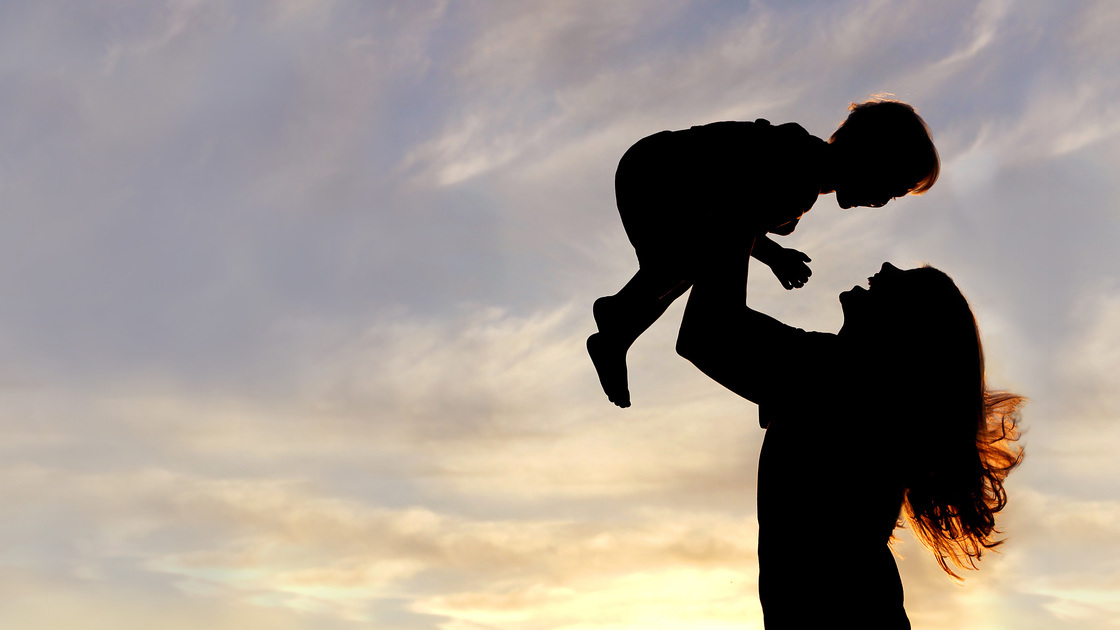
[{"x1": 756, "y1": 333, "x2": 910, "y2": 629}]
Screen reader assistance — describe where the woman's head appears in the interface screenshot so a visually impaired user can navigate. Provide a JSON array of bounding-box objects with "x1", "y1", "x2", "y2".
[
  {"x1": 838, "y1": 262, "x2": 963, "y2": 347},
  {"x1": 841, "y1": 262, "x2": 1024, "y2": 578}
]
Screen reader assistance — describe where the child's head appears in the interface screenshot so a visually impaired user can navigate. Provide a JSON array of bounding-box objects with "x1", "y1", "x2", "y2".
[{"x1": 828, "y1": 96, "x2": 940, "y2": 208}]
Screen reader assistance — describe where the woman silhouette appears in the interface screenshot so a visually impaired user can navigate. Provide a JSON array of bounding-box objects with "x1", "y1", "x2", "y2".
[{"x1": 675, "y1": 238, "x2": 1023, "y2": 628}]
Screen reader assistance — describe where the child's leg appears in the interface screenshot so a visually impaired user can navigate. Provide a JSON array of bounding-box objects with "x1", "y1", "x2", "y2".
[
  {"x1": 594, "y1": 267, "x2": 690, "y2": 341},
  {"x1": 588, "y1": 267, "x2": 690, "y2": 407}
]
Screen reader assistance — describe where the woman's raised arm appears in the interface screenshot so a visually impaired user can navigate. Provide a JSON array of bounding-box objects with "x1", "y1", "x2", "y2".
[{"x1": 676, "y1": 235, "x2": 804, "y2": 406}]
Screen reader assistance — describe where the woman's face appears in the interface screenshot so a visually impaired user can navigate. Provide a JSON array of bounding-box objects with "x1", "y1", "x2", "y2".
[{"x1": 839, "y1": 262, "x2": 911, "y2": 330}]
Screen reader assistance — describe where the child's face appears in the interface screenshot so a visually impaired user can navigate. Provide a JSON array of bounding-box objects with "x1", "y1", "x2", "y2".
[
  {"x1": 833, "y1": 151, "x2": 916, "y2": 208},
  {"x1": 835, "y1": 172, "x2": 912, "y2": 209}
]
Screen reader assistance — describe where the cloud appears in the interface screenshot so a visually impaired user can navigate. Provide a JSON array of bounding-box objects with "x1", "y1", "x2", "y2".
[
  {"x1": 998, "y1": 489, "x2": 1120, "y2": 627},
  {"x1": 1060, "y1": 288, "x2": 1120, "y2": 418},
  {"x1": 0, "y1": 463, "x2": 758, "y2": 628},
  {"x1": 415, "y1": 567, "x2": 761, "y2": 630},
  {"x1": 396, "y1": 0, "x2": 692, "y2": 187},
  {"x1": 0, "y1": 293, "x2": 765, "y2": 628},
  {"x1": 928, "y1": 0, "x2": 1012, "y2": 69},
  {"x1": 43, "y1": 301, "x2": 758, "y2": 512},
  {"x1": 1023, "y1": 286, "x2": 1120, "y2": 493}
]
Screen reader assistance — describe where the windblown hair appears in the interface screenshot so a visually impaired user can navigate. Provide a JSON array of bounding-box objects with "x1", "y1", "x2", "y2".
[
  {"x1": 874, "y1": 266, "x2": 1024, "y2": 579},
  {"x1": 829, "y1": 95, "x2": 941, "y2": 195}
]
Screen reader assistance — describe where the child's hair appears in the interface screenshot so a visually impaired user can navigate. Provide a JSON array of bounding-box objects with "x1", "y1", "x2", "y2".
[
  {"x1": 829, "y1": 95, "x2": 940, "y2": 195},
  {"x1": 873, "y1": 266, "x2": 1024, "y2": 579}
]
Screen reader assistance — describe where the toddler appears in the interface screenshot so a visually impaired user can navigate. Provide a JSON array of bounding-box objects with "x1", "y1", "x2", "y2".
[{"x1": 589, "y1": 97, "x2": 940, "y2": 407}]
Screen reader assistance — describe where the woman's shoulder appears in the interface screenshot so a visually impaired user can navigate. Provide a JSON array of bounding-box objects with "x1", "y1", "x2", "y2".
[{"x1": 750, "y1": 311, "x2": 848, "y2": 424}]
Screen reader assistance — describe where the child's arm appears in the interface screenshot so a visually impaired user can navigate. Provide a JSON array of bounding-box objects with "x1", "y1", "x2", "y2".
[{"x1": 752, "y1": 235, "x2": 813, "y2": 290}]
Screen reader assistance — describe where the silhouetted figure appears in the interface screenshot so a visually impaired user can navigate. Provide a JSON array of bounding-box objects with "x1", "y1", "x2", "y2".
[
  {"x1": 676, "y1": 239, "x2": 1024, "y2": 629},
  {"x1": 589, "y1": 97, "x2": 939, "y2": 407}
]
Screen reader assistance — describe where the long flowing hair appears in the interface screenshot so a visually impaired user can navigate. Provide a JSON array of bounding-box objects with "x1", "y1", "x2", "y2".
[{"x1": 875, "y1": 267, "x2": 1024, "y2": 578}]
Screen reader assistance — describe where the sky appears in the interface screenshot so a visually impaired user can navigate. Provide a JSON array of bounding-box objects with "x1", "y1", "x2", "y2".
[{"x1": 1, "y1": 0, "x2": 1118, "y2": 628}]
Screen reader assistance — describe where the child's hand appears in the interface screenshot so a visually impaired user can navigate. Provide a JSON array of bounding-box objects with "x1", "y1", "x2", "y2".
[{"x1": 769, "y1": 247, "x2": 812, "y2": 290}]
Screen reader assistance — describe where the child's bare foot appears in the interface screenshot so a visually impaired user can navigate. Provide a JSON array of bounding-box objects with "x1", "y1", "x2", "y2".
[{"x1": 587, "y1": 332, "x2": 630, "y2": 408}]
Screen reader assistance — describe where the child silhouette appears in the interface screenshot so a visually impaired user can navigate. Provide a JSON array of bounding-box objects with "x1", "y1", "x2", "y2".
[{"x1": 589, "y1": 97, "x2": 940, "y2": 407}]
